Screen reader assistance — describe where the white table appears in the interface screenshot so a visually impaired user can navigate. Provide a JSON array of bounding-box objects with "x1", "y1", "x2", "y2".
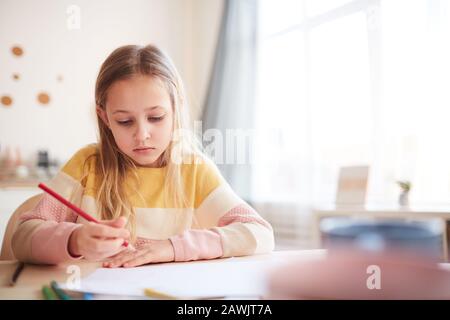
[{"x1": 0, "y1": 250, "x2": 326, "y2": 299}]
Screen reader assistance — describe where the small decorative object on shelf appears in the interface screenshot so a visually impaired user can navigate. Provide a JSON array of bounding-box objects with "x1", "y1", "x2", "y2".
[
  {"x1": 0, "y1": 146, "x2": 57, "y2": 187},
  {"x1": 36, "y1": 150, "x2": 60, "y2": 179},
  {"x1": 397, "y1": 180, "x2": 411, "y2": 208}
]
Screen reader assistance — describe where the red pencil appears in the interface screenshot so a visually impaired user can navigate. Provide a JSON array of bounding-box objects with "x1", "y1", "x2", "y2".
[{"x1": 38, "y1": 183, "x2": 128, "y2": 247}]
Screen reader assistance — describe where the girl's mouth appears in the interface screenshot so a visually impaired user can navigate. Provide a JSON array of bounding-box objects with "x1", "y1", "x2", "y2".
[{"x1": 133, "y1": 147, "x2": 156, "y2": 154}]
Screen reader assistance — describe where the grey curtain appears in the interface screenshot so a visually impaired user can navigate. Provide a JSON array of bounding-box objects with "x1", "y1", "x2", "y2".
[{"x1": 202, "y1": 0, "x2": 258, "y2": 200}]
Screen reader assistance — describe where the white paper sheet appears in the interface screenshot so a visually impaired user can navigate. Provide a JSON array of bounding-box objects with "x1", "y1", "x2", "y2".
[{"x1": 62, "y1": 257, "x2": 286, "y2": 299}]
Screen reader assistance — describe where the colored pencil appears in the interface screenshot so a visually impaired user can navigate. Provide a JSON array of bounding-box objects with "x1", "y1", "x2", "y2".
[
  {"x1": 50, "y1": 280, "x2": 72, "y2": 300},
  {"x1": 42, "y1": 285, "x2": 58, "y2": 300},
  {"x1": 144, "y1": 288, "x2": 179, "y2": 300},
  {"x1": 9, "y1": 261, "x2": 25, "y2": 287}
]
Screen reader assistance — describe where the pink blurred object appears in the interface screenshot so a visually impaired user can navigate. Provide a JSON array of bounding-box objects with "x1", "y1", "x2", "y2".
[{"x1": 267, "y1": 250, "x2": 450, "y2": 299}]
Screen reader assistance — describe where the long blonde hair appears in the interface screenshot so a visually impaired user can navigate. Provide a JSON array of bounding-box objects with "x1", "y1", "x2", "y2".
[{"x1": 93, "y1": 44, "x2": 202, "y2": 240}]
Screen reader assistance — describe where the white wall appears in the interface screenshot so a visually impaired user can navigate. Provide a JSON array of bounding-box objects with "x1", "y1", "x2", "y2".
[
  {"x1": 187, "y1": 0, "x2": 224, "y2": 120},
  {"x1": 0, "y1": 0, "x2": 223, "y2": 165}
]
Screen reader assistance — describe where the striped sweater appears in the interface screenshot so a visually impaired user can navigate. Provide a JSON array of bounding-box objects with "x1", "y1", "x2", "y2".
[{"x1": 12, "y1": 145, "x2": 274, "y2": 264}]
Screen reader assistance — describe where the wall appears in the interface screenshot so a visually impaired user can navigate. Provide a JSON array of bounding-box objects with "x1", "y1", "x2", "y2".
[
  {"x1": 0, "y1": 0, "x2": 223, "y2": 165},
  {"x1": 187, "y1": 0, "x2": 224, "y2": 120}
]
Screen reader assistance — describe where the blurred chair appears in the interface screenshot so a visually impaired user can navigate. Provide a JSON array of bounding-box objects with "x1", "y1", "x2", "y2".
[
  {"x1": 320, "y1": 217, "x2": 444, "y2": 259},
  {"x1": 0, "y1": 194, "x2": 42, "y2": 260}
]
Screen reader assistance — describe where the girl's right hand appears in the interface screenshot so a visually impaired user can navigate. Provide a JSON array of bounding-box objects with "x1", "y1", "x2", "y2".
[{"x1": 68, "y1": 217, "x2": 130, "y2": 261}]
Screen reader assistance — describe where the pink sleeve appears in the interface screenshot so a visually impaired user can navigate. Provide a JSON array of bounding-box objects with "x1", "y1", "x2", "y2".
[
  {"x1": 19, "y1": 194, "x2": 82, "y2": 263},
  {"x1": 169, "y1": 229, "x2": 223, "y2": 262},
  {"x1": 168, "y1": 203, "x2": 272, "y2": 262},
  {"x1": 31, "y1": 221, "x2": 83, "y2": 264},
  {"x1": 217, "y1": 203, "x2": 273, "y2": 230}
]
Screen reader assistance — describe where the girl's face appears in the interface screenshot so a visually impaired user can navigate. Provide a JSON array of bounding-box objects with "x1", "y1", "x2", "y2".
[{"x1": 97, "y1": 75, "x2": 174, "y2": 167}]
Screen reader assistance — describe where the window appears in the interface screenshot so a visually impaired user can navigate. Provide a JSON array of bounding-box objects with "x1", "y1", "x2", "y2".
[{"x1": 254, "y1": 0, "x2": 450, "y2": 206}]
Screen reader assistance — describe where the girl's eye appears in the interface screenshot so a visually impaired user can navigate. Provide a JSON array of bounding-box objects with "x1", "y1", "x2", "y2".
[
  {"x1": 117, "y1": 120, "x2": 132, "y2": 126},
  {"x1": 116, "y1": 115, "x2": 164, "y2": 126},
  {"x1": 149, "y1": 116, "x2": 164, "y2": 122}
]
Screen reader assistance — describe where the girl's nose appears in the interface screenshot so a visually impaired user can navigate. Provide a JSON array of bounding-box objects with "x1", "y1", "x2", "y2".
[{"x1": 134, "y1": 124, "x2": 151, "y2": 141}]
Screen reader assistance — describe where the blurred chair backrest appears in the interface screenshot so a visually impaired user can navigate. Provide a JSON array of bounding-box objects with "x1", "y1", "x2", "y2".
[{"x1": 0, "y1": 193, "x2": 42, "y2": 260}]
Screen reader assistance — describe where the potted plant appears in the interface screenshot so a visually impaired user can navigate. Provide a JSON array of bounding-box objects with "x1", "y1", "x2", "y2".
[{"x1": 396, "y1": 180, "x2": 411, "y2": 207}]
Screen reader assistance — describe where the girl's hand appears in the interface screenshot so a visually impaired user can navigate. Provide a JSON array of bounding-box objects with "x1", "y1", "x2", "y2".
[
  {"x1": 103, "y1": 239, "x2": 175, "y2": 268},
  {"x1": 68, "y1": 217, "x2": 130, "y2": 261}
]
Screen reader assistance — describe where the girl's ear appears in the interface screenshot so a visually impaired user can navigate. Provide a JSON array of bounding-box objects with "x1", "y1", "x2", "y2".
[{"x1": 96, "y1": 106, "x2": 110, "y2": 128}]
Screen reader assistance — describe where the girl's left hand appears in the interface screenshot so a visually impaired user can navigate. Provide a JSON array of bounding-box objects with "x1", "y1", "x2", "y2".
[{"x1": 103, "y1": 239, "x2": 175, "y2": 268}]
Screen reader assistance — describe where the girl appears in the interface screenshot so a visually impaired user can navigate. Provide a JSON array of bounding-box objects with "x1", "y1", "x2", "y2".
[{"x1": 12, "y1": 44, "x2": 274, "y2": 267}]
